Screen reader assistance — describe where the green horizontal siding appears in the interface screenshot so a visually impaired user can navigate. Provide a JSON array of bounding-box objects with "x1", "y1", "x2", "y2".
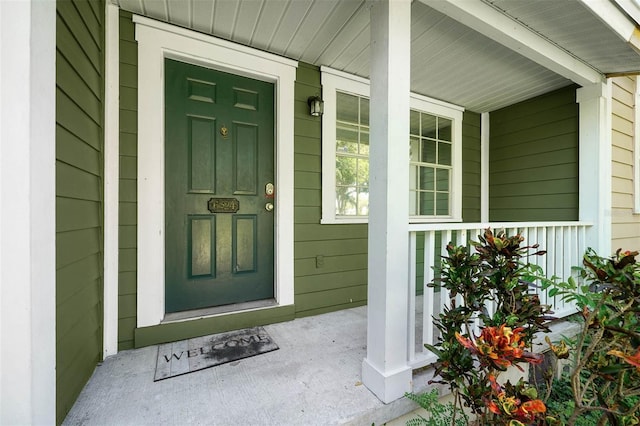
[
  {"x1": 115, "y1": 40, "x2": 484, "y2": 344},
  {"x1": 118, "y1": 10, "x2": 137, "y2": 350},
  {"x1": 55, "y1": 0, "x2": 104, "y2": 423},
  {"x1": 293, "y1": 63, "x2": 368, "y2": 317},
  {"x1": 489, "y1": 85, "x2": 579, "y2": 222},
  {"x1": 462, "y1": 111, "x2": 482, "y2": 222}
]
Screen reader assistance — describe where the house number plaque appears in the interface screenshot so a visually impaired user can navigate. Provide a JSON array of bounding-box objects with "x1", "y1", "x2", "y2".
[{"x1": 208, "y1": 198, "x2": 240, "y2": 213}]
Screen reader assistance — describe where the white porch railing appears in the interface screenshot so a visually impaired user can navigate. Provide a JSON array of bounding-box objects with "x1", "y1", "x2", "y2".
[{"x1": 407, "y1": 221, "x2": 592, "y2": 370}]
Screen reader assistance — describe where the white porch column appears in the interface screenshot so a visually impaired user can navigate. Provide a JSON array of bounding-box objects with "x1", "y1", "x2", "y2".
[
  {"x1": 362, "y1": 0, "x2": 413, "y2": 403},
  {"x1": 0, "y1": 0, "x2": 56, "y2": 424},
  {"x1": 577, "y1": 82, "x2": 612, "y2": 256}
]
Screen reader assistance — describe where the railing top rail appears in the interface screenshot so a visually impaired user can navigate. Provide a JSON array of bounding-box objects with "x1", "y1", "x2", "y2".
[{"x1": 408, "y1": 221, "x2": 593, "y2": 233}]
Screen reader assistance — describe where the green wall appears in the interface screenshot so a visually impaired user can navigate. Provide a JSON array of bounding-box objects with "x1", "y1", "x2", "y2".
[
  {"x1": 293, "y1": 63, "x2": 369, "y2": 317},
  {"x1": 55, "y1": 0, "x2": 104, "y2": 423},
  {"x1": 118, "y1": 10, "x2": 138, "y2": 351},
  {"x1": 462, "y1": 111, "x2": 482, "y2": 222},
  {"x1": 292, "y1": 65, "x2": 482, "y2": 314},
  {"x1": 489, "y1": 86, "x2": 579, "y2": 221},
  {"x1": 114, "y1": 18, "x2": 482, "y2": 343}
]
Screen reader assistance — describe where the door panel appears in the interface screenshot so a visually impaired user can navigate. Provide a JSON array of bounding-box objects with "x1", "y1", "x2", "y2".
[
  {"x1": 165, "y1": 58, "x2": 275, "y2": 313},
  {"x1": 233, "y1": 215, "x2": 257, "y2": 273},
  {"x1": 233, "y1": 123, "x2": 258, "y2": 194},
  {"x1": 188, "y1": 116, "x2": 216, "y2": 193},
  {"x1": 188, "y1": 215, "x2": 215, "y2": 279}
]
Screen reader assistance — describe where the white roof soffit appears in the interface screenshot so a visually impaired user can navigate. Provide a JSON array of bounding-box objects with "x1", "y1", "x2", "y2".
[
  {"x1": 580, "y1": 0, "x2": 640, "y2": 56},
  {"x1": 419, "y1": 0, "x2": 603, "y2": 86},
  {"x1": 616, "y1": 0, "x2": 640, "y2": 24}
]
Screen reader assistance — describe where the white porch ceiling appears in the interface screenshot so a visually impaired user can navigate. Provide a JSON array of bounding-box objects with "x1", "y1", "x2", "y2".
[{"x1": 114, "y1": 0, "x2": 640, "y2": 112}]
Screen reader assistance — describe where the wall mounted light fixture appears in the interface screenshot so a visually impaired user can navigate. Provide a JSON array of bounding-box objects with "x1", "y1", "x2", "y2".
[{"x1": 307, "y1": 95, "x2": 324, "y2": 117}]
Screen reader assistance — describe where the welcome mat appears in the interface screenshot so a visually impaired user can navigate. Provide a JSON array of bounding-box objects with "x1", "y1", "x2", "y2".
[{"x1": 154, "y1": 326, "x2": 278, "y2": 381}]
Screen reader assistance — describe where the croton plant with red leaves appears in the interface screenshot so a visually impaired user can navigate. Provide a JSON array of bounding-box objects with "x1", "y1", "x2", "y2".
[
  {"x1": 419, "y1": 230, "x2": 640, "y2": 424},
  {"x1": 423, "y1": 229, "x2": 555, "y2": 425}
]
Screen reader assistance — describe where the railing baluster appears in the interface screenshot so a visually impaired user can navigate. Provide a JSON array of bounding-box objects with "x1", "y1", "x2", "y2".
[
  {"x1": 521, "y1": 227, "x2": 530, "y2": 265},
  {"x1": 453, "y1": 230, "x2": 465, "y2": 309},
  {"x1": 545, "y1": 226, "x2": 556, "y2": 310},
  {"x1": 408, "y1": 231, "x2": 417, "y2": 363},
  {"x1": 440, "y1": 230, "x2": 452, "y2": 312},
  {"x1": 423, "y1": 230, "x2": 436, "y2": 355},
  {"x1": 562, "y1": 226, "x2": 573, "y2": 316},
  {"x1": 554, "y1": 226, "x2": 564, "y2": 314},
  {"x1": 565, "y1": 226, "x2": 585, "y2": 315}
]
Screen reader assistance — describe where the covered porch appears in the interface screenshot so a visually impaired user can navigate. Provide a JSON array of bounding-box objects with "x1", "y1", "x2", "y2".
[
  {"x1": 43, "y1": 0, "x2": 640, "y2": 423},
  {"x1": 63, "y1": 221, "x2": 584, "y2": 425},
  {"x1": 105, "y1": 0, "x2": 637, "y2": 409},
  {"x1": 62, "y1": 305, "x2": 426, "y2": 425}
]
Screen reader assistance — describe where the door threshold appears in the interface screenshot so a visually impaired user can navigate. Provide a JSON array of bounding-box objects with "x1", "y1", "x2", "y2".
[{"x1": 162, "y1": 299, "x2": 278, "y2": 323}]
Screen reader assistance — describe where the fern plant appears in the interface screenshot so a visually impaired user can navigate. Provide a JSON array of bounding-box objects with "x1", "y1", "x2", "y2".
[{"x1": 405, "y1": 390, "x2": 468, "y2": 426}]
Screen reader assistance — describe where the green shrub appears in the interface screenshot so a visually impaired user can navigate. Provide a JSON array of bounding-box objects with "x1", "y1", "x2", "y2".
[{"x1": 405, "y1": 389, "x2": 468, "y2": 426}]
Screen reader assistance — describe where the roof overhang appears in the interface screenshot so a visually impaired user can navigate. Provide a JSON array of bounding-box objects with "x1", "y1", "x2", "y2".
[
  {"x1": 113, "y1": 0, "x2": 640, "y2": 112},
  {"x1": 420, "y1": 0, "x2": 603, "y2": 87}
]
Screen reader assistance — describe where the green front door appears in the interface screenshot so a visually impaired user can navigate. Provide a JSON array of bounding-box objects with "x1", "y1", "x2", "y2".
[{"x1": 164, "y1": 58, "x2": 275, "y2": 313}]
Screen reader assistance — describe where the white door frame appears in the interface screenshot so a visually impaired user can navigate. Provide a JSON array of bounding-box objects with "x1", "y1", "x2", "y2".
[{"x1": 134, "y1": 16, "x2": 297, "y2": 328}]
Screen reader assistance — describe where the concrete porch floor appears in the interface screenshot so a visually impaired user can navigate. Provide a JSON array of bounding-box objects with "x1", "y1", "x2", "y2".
[{"x1": 63, "y1": 306, "x2": 431, "y2": 425}]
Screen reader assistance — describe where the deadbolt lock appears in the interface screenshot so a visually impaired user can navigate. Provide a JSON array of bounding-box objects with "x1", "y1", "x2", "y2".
[{"x1": 265, "y1": 183, "x2": 275, "y2": 196}]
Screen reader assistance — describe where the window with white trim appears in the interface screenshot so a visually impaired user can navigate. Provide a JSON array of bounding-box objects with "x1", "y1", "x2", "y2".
[
  {"x1": 335, "y1": 91, "x2": 370, "y2": 216},
  {"x1": 321, "y1": 66, "x2": 464, "y2": 224}
]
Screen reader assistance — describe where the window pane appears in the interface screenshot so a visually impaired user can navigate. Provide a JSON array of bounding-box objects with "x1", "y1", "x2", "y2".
[
  {"x1": 421, "y1": 114, "x2": 437, "y2": 139},
  {"x1": 337, "y1": 92, "x2": 359, "y2": 123},
  {"x1": 360, "y1": 98, "x2": 370, "y2": 126},
  {"x1": 422, "y1": 140, "x2": 436, "y2": 163},
  {"x1": 438, "y1": 118, "x2": 452, "y2": 141},
  {"x1": 409, "y1": 190, "x2": 419, "y2": 215},
  {"x1": 409, "y1": 165, "x2": 418, "y2": 191},
  {"x1": 419, "y1": 167, "x2": 434, "y2": 190},
  {"x1": 336, "y1": 124, "x2": 358, "y2": 154},
  {"x1": 336, "y1": 186, "x2": 357, "y2": 215},
  {"x1": 410, "y1": 110, "x2": 420, "y2": 135},
  {"x1": 410, "y1": 137, "x2": 420, "y2": 162},
  {"x1": 438, "y1": 142, "x2": 451, "y2": 166},
  {"x1": 356, "y1": 158, "x2": 369, "y2": 186},
  {"x1": 357, "y1": 188, "x2": 369, "y2": 215},
  {"x1": 419, "y1": 191, "x2": 435, "y2": 215},
  {"x1": 360, "y1": 131, "x2": 369, "y2": 155},
  {"x1": 435, "y1": 168, "x2": 449, "y2": 191},
  {"x1": 336, "y1": 156, "x2": 357, "y2": 185},
  {"x1": 436, "y1": 192, "x2": 449, "y2": 215}
]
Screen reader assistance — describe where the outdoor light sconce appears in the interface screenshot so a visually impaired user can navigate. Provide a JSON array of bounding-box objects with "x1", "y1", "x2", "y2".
[{"x1": 307, "y1": 95, "x2": 324, "y2": 117}]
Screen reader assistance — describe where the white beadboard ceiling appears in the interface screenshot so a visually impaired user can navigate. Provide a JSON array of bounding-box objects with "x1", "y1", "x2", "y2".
[{"x1": 114, "y1": 0, "x2": 640, "y2": 112}]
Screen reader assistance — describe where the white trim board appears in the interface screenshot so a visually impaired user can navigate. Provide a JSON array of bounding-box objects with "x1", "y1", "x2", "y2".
[
  {"x1": 134, "y1": 15, "x2": 297, "y2": 328},
  {"x1": 103, "y1": 2, "x2": 119, "y2": 358}
]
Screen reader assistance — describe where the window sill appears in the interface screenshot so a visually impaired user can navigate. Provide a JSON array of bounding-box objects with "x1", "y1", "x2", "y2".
[
  {"x1": 320, "y1": 217, "x2": 369, "y2": 225},
  {"x1": 319, "y1": 217, "x2": 463, "y2": 225}
]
